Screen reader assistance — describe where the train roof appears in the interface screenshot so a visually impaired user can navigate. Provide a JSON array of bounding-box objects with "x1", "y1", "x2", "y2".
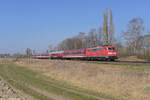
[{"x1": 87, "y1": 45, "x2": 115, "y2": 49}]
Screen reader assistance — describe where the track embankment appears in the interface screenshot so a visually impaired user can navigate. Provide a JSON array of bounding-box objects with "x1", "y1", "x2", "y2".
[
  {"x1": 0, "y1": 76, "x2": 34, "y2": 100},
  {"x1": 89, "y1": 60, "x2": 150, "y2": 66},
  {"x1": 15, "y1": 59, "x2": 150, "y2": 100},
  {"x1": 0, "y1": 60, "x2": 109, "y2": 100}
]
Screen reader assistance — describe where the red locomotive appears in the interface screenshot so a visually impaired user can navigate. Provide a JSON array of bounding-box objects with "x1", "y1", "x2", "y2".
[{"x1": 50, "y1": 45, "x2": 117, "y2": 61}]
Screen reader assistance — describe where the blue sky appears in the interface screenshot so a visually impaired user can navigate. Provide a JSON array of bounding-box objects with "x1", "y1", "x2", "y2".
[{"x1": 0, "y1": 0, "x2": 150, "y2": 54}]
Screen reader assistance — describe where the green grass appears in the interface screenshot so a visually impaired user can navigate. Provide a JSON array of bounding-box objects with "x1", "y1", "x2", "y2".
[
  {"x1": 0, "y1": 61, "x2": 98, "y2": 100},
  {"x1": 8, "y1": 79, "x2": 52, "y2": 100}
]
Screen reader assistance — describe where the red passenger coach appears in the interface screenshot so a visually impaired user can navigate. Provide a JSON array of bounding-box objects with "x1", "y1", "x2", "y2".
[
  {"x1": 63, "y1": 49, "x2": 86, "y2": 58},
  {"x1": 32, "y1": 53, "x2": 50, "y2": 59},
  {"x1": 50, "y1": 51, "x2": 64, "y2": 59}
]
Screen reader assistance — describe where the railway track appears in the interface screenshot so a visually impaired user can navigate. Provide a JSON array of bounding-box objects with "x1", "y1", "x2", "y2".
[
  {"x1": 88, "y1": 60, "x2": 150, "y2": 66},
  {"x1": 34, "y1": 58, "x2": 150, "y2": 66},
  {"x1": 54, "y1": 58, "x2": 150, "y2": 66}
]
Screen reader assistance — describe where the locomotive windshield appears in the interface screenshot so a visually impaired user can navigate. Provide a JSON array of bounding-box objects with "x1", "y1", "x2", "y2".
[{"x1": 108, "y1": 47, "x2": 115, "y2": 51}]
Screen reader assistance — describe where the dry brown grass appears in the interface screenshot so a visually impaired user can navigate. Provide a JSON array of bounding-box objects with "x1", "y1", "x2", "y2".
[
  {"x1": 16, "y1": 59, "x2": 150, "y2": 100},
  {"x1": 118, "y1": 56, "x2": 146, "y2": 62}
]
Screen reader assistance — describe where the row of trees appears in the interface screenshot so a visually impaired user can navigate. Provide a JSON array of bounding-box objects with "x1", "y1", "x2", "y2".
[
  {"x1": 56, "y1": 8, "x2": 115, "y2": 51},
  {"x1": 0, "y1": 54, "x2": 10, "y2": 58},
  {"x1": 9, "y1": 8, "x2": 150, "y2": 61},
  {"x1": 121, "y1": 17, "x2": 150, "y2": 59},
  {"x1": 52, "y1": 8, "x2": 150, "y2": 60},
  {"x1": 1, "y1": 48, "x2": 33, "y2": 59},
  {"x1": 11, "y1": 48, "x2": 33, "y2": 61}
]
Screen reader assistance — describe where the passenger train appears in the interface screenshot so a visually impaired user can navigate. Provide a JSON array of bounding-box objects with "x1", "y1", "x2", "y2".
[{"x1": 33, "y1": 45, "x2": 118, "y2": 61}]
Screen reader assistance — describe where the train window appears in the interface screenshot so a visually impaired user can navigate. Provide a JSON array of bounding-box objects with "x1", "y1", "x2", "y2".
[
  {"x1": 93, "y1": 49, "x2": 97, "y2": 51},
  {"x1": 88, "y1": 49, "x2": 92, "y2": 52},
  {"x1": 88, "y1": 49, "x2": 97, "y2": 52},
  {"x1": 108, "y1": 48, "x2": 115, "y2": 51},
  {"x1": 99, "y1": 48, "x2": 103, "y2": 51}
]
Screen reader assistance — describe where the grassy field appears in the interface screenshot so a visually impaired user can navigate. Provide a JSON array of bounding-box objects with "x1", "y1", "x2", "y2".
[
  {"x1": 0, "y1": 60, "x2": 101, "y2": 100},
  {"x1": 15, "y1": 59, "x2": 150, "y2": 100}
]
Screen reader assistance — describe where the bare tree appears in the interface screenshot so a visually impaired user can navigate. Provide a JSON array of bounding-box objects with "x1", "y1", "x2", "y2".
[
  {"x1": 77, "y1": 32, "x2": 86, "y2": 48},
  {"x1": 102, "y1": 8, "x2": 115, "y2": 45},
  {"x1": 109, "y1": 8, "x2": 115, "y2": 44},
  {"x1": 32, "y1": 50, "x2": 36, "y2": 55},
  {"x1": 143, "y1": 34, "x2": 150, "y2": 60},
  {"x1": 123, "y1": 17, "x2": 144, "y2": 55},
  {"x1": 0, "y1": 53, "x2": 10, "y2": 58},
  {"x1": 87, "y1": 29, "x2": 97, "y2": 47},
  {"x1": 102, "y1": 8, "x2": 109, "y2": 45},
  {"x1": 26, "y1": 48, "x2": 32, "y2": 58},
  {"x1": 57, "y1": 32, "x2": 87, "y2": 50},
  {"x1": 56, "y1": 9, "x2": 115, "y2": 50},
  {"x1": 48, "y1": 43, "x2": 54, "y2": 52},
  {"x1": 97, "y1": 27, "x2": 104, "y2": 46},
  {"x1": 13, "y1": 52, "x2": 23, "y2": 61}
]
